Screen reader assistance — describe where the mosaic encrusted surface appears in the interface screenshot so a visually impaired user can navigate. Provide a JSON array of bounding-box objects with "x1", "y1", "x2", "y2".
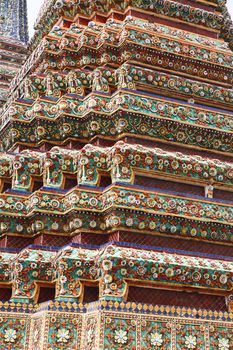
[
  {"x1": 0, "y1": 0, "x2": 232, "y2": 349},
  {"x1": 0, "y1": 0, "x2": 28, "y2": 44},
  {"x1": 0, "y1": 301, "x2": 232, "y2": 349}
]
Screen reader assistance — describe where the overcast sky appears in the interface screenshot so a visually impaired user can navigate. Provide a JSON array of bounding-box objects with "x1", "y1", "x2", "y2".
[
  {"x1": 27, "y1": 1, "x2": 44, "y2": 37},
  {"x1": 28, "y1": 0, "x2": 233, "y2": 37}
]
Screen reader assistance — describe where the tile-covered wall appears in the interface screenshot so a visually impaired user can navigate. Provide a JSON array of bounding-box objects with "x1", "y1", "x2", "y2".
[{"x1": 0, "y1": 301, "x2": 232, "y2": 350}]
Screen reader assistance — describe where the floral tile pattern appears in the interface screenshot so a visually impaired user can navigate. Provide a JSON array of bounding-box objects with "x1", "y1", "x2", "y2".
[
  {"x1": 175, "y1": 323, "x2": 205, "y2": 349},
  {"x1": 0, "y1": 301, "x2": 232, "y2": 349},
  {"x1": 102, "y1": 314, "x2": 137, "y2": 350},
  {"x1": 0, "y1": 314, "x2": 30, "y2": 350},
  {"x1": 141, "y1": 318, "x2": 171, "y2": 349},
  {"x1": 209, "y1": 326, "x2": 233, "y2": 350},
  {"x1": 100, "y1": 311, "x2": 233, "y2": 350},
  {"x1": 45, "y1": 313, "x2": 82, "y2": 350}
]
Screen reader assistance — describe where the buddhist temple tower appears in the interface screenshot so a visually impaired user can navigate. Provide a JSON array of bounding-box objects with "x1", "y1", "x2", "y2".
[
  {"x1": 0, "y1": 0, "x2": 232, "y2": 349},
  {"x1": 0, "y1": 0, "x2": 28, "y2": 109}
]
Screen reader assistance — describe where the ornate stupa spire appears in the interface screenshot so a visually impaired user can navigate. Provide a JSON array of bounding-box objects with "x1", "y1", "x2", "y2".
[
  {"x1": 0, "y1": 0, "x2": 28, "y2": 44},
  {"x1": 0, "y1": 0, "x2": 28, "y2": 109}
]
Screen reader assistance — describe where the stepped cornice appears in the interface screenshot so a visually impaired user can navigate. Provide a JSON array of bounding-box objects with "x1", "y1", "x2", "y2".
[
  {"x1": 0, "y1": 184, "x2": 233, "y2": 245},
  {"x1": 30, "y1": 0, "x2": 226, "y2": 50},
  {"x1": 9, "y1": 17, "x2": 233, "y2": 104},
  {"x1": 12, "y1": 15, "x2": 233, "y2": 90},
  {"x1": 1, "y1": 141, "x2": 233, "y2": 192},
  {"x1": 0, "y1": 184, "x2": 233, "y2": 222},
  {"x1": 8, "y1": 65, "x2": 233, "y2": 109},
  {"x1": 0, "y1": 243, "x2": 231, "y2": 304},
  {"x1": 1, "y1": 90, "x2": 233, "y2": 154}
]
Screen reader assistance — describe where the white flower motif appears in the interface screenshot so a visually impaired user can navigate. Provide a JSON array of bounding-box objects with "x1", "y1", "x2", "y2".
[
  {"x1": 150, "y1": 332, "x2": 163, "y2": 347},
  {"x1": 185, "y1": 335, "x2": 197, "y2": 349},
  {"x1": 57, "y1": 328, "x2": 70, "y2": 343},
  {"x1": 114, "y1": 329, "x2": 128, "y2": 344},
  {"x1": 4, "y1": 329, "x2": 17, "y2": 343},
  {"x1": 218, "y1": 338, "x2": 230, "y2": 350}
]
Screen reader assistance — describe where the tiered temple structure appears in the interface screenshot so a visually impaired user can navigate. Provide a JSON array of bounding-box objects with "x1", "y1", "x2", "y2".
[
  {"x1": 0, "y1": 0, "x2": 28, "y2": 109},
  {"x1": 0, "y1": 0, "x2": 232, "y2": 349}
]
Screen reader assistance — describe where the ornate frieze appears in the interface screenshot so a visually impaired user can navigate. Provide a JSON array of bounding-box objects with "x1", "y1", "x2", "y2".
[
  {"x1": 1, "y1": 140, "x2": 233, "y2": 192},
  {"x1": 31, "y1": 0, "x2": 225, "y2": 51},
  {"x1": 1, "y1": 185, "x2": 233, "y2": 228},
  {"x1": 0, "y1": 300, "x2": 232, "y2": 350},
  {"x1": 40, "y1": 17, "x2": 233, "y2": 79},
  {"x1": 0, "y1": 244, "x2": 232, "y2": 304},
  {"x1": 9, "y1": 65, "x2": 233, "y2": 106},
  {"x1": 1, "y1": 90, "x2": 233, "y2": 153}
]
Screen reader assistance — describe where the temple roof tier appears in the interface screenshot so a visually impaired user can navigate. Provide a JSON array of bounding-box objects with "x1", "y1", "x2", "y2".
[
  {"x1": 1, "y1": 141, "x2": 233, "y2": 191},
  {"x1": 0, "y1": 243, "x2": 231, "y2": 304},
  {"x1": 30, "y1": 0, "x2": 233, "y2": 52},
  {"x1": 1, "y1": 90, "x2": 233, "y2": 154}
]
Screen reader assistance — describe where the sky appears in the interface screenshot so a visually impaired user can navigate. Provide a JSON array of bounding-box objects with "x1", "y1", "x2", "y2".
[
  {"x1": 28, "y1": 0, "x2": 233, "y2": 38},
  {"x1": 27, "y1": 1, "x2": 44, "y2": 38}
]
